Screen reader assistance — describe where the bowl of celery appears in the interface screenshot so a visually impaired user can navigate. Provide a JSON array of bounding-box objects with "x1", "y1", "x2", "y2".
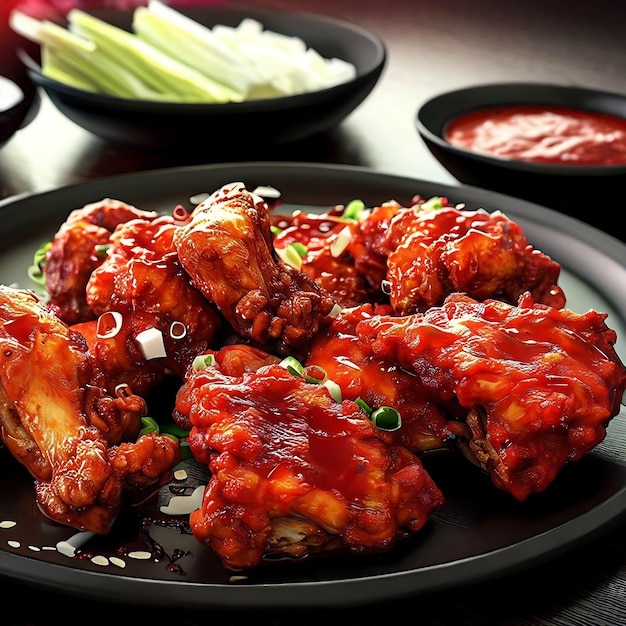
[{"x1": 10, "y1": 1, "x2": 386, "y2": 150}]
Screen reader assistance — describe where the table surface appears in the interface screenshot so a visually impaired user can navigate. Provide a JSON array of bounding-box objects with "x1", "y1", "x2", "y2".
[{"x1": 2, "y1": 0, "x2": 626, "y2": 624}]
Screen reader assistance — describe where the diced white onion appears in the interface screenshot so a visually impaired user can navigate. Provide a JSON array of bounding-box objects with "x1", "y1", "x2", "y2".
[
  {"x1": 160, "y1": 484, "x2": 205, "y2": 515},
  {"x1": 327, "y1": 303, "x2": 343, "y2": 318},
  {"x1": 135, "y1": 327, "x2": 167, "y2": 360},
  {"x1": 251, "y1": 185, "x2": 281, "y2": 199}
]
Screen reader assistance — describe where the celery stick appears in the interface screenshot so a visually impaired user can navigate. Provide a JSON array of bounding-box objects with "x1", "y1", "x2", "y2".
[
  {"x1": 133, "y1": 4, "x2": 250, "y2": 96},
  {"x1": 67, "y1": 9, "x2": 242, "y2": 102},
  {"x1": 145, "y1": 0, "x2": 244, "y2": 66},
  {"x1": 9, "y1": 9, "x2": 44, "y2": 44},
  {"x1": 38, "y1": 20, "x2": 166, "y2": 99},
  {"x1": 42, "y1": 46, "x2": 100, "y2": 92}
]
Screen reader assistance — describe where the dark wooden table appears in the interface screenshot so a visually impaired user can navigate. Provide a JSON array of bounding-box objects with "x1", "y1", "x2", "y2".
[{"x1": 2, "y1": 0, "x2": 626, "y2": 624}]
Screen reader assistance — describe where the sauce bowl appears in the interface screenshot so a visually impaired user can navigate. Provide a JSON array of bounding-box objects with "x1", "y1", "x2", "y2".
[{"x1": 416, "y1": 82, "x2": 626, "y2": 229}]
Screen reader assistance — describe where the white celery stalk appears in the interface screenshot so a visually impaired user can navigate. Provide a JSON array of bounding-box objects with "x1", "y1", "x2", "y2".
[
  {"x1": 10, "y1": 10, "x2": 173, "y2": 100},
  {"x1": 9, "y1": 9, "x2": 44, "y2": 43},
  {"x1": 41, "y1": 46, "x2": 100, "y2": 93},
  {"x1": 38, "y1": 20, "x2": 166, "y2": 99},
  {"x1": 134, "y1": 1, "x2": 251, "y2": 95},
  {"x1": 67, "y1": 9, "x2": 242, "y2": 102}
]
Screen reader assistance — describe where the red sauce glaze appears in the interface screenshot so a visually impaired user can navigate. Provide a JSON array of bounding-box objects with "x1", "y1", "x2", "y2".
[{"x1": 444, "y1": 104, "x2": 626, "y2": 165}]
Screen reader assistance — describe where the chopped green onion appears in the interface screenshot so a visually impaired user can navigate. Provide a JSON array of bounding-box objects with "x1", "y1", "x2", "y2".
[
  {"x1": 275, "y1": 243, "x2": 303, "y2": 270},
  {"x1": 327, "y1": 303, "x2": 343, "y2": 318},
  {"x1": 27, "y1": 241, "x2": 51, "y2": 287},
  {"x1": 291, "y1": 241, "x2": 308, "y2": 257},
  {"x1": 342, "y1": 199, "x2": 366, "y2": 221},
  {"x1": 94, "y1": 243, "x2": 111, "y2": 259},
  {"x1": 279, "y1": 356, "x2": 304, "y2": 377},
  {"x1": 370, "y1": 406, "x2": 402, "y2": 431},
  {"x1": 329, "y1": 225, "x2": 352, "y2": 258},
  {"x1": 303, "y1": 364, "x2": 327, "y2": 384},
  {"x1": 323, "y1": 379, "x2": 342, "y2": 402},
  {"x1": 270, "y1": 225, "x2": 282, "y2": 236},
  {"x1": 355, "y1": 397, "x2": 373, "y2": 415},
  {"x1": 139, "y1": 415, "x2": 160, "y2": 436},
  {"x1": 275, "y1": 241, "x2": 308, "y2": 269},
  {"x1": 192, "y1": 353, "x2": 216, "y2": 371},
  {"x1": 420, "y1": 196, "x2": 445, "y2": 211},
  {"x1": 96, "y1": 311, "x2": 123, "y2": 340}
]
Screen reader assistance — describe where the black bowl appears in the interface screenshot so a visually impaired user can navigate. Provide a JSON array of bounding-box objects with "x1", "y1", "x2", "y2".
[
  {"x1": 416, "y1": 82, "x2": 626, "y2": 224},
  {"x1": 0, "y1": 74, "x2": 40, "y2": 147},
  {"x1": 22, "y1": 6, "x2": 386, "y2": 150}
]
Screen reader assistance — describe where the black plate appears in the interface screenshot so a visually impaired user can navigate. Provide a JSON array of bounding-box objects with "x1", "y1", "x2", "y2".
[{"x1": 0, "y1": 162, "x2": 625, "y2": 609}]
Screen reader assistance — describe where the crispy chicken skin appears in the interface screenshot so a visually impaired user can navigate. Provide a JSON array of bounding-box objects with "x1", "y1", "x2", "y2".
[
  {"x1": 173, "y1": 182, "x2": 336, "y2": 357},
  {"x1": 356, "y1": 292, "x2": 626, "y2": 501},
  {"x1": 44, "y1": 198, "x2": 159, "y2": 325},
  {"x1": 174, "y1": 347, "x2": 444, "y2": 570},
  {"x1": 0, "y1": 285, "x2": 180, "y2": 533}
]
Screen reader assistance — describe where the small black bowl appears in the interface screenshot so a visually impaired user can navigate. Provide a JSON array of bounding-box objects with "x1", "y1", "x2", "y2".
[
  {"x1": 0, "y1": 74, "x2": 40, "y2": 147},
  {"x1": 21, "y1": 6, "x2": 386, "y2": 151},
  {"x1": 416, "y1": 82, "x2": 626, "y2": 226}
]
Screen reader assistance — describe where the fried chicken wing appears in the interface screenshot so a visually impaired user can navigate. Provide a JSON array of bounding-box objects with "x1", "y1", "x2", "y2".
[
  {"x1": 44, "y1": 198, "x2": 160, "y2": 325},
  {"x1": 80, "y1": 213, "x2": 224, "y2": 395},
  {"x1": 356, "y1": 292, "x2": 626, "y2": 501},
  {"x1": 381, "y1": 206, "x2": 566, "y2": 314},
  {"x1": 0, "y1": 286, "x2": 180, "y2": 533},
  {"x1": 174, "y1": 350, "x2": 443, "y2": 570},
  {"x1": 173, "y1": 182, "x2": 337, "y2": 356}
]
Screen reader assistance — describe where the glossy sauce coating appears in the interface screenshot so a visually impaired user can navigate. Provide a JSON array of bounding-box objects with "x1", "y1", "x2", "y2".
[
  {"x1": 176, "y1": 357, "x2": 444, "y2": 569},
  {"x1": 445, "y1": 105, "x2": 626, "y2": 165}
]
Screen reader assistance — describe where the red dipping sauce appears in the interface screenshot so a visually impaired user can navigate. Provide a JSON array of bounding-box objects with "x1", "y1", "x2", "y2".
[{"x1": 444, "y1": 104, "x2": 626, "y2": 166}]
